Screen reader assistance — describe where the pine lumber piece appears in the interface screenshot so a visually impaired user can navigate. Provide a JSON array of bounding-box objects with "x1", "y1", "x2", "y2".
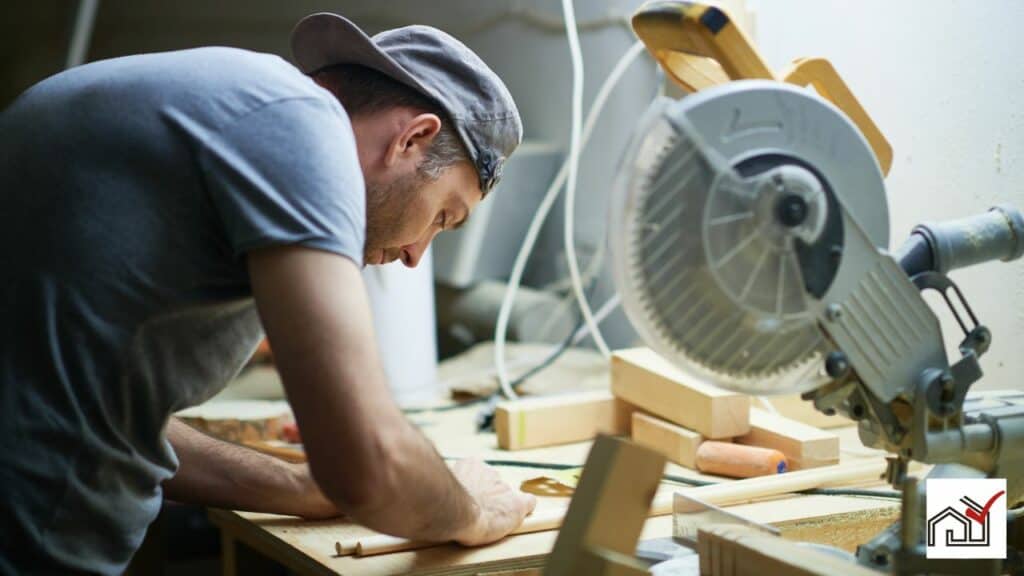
[
  {"x1": 242, "y1": 440, "x2": 307, "y2": 464},
  {"x1": 632, "y1": 412, "x2": 787, "y2": 477},
  {"x1": 545, "y1": 436, "x2": 664, "y2": 576},
  {"x1": 341, "y1": 460, "x2": 887, "y2": 557},
  {"x1": 494, "y1": 391, "x2": 632, "y2": 450},
  {"x1": 736, "y1": 408, "x2": 839, "y2": 470},
  {"x1": 771, "y1": 500, "x2": 899, "y2": 553},
  {"x1": 697, "y1": 524, "x2": 880, "y2": 576},
  {"x1": 631, "y1": 411, "x2": 705, "y2": 468},
  {"x1": 175, "y1": 400, "x2": 291, "y2": 443},
  {"x1": 611, "y1": 348, "x2": 749, "y2": 439}
]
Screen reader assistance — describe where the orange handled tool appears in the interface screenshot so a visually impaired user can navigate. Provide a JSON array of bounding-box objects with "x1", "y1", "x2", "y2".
[{"x1": 696, "y1": 441, "x2": 788, "y2": 478}]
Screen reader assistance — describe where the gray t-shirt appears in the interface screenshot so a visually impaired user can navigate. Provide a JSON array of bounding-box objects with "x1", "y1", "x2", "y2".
[{"x1": 0, "y1": 47, "x2": 365, "y2": 574}]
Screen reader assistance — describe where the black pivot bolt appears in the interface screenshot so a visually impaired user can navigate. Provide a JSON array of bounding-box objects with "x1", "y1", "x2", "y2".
[
  {"x1": 825, "y1": 350, "x2": 850, "y2": 379},
  {"x1": 777, "y1": 194, "x2": 809, "y2": 227}
]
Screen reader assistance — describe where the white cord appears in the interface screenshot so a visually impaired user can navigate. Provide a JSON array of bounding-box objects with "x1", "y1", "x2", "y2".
[
  {"x1": 493, "y1": 40, "x2": 646, "y2": 400},
  {"x1": 493, "y1": 293, "x2": 622, "y2": 391},
  {"x1": 569, "y1": 293, "x2": 621, "y2": 346},
  {"x1": 561, "y1": 0, "x2": 612, "y2": 361},
  {"x1": 443, "y1": 292, "x2": 621, "y2": 398},
  {"x1": 66, "y1": 0, "x2": 99, "y2": 68},
  {"x1": 534, "y1": 245, "x2": 606, "y2": 338}
]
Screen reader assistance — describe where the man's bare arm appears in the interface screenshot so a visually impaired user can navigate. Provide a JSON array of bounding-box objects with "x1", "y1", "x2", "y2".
[
  {"x1": 163, "y1": 417, "x2": 338, "y2": 519},
  {"x1": 248, "y1": 246, "x2": 534, "y2": 544}
]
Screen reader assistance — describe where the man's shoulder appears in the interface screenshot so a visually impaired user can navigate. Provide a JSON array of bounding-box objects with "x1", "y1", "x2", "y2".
[{"x1": 146, "y1": 47, "x2": 327, "y2": 100}]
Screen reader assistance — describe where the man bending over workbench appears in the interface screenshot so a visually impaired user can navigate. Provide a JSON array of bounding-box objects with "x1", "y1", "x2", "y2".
[{"x1": 0, "y1": 13, "x2": 536, "y2": 574}]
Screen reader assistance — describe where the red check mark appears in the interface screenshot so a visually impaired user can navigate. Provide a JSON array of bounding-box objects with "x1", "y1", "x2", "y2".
[{"x1": 965, "y1": 490, "x2": 1006, "y2": 525}]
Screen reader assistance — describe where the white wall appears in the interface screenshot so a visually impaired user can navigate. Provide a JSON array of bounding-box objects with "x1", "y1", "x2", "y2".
[
  {"x1": 457, "y1": 0, "x2": 1024, "y2": 390},
  {"x1": 340, "y1": 0, "x2": 1024, "y2": 389},
  {"x1": 751, "y1": 0, "x2": 1024, "y2": 388},
  {"x1": 65, "y1": 0, "x2": 1023, "y2": 389}
]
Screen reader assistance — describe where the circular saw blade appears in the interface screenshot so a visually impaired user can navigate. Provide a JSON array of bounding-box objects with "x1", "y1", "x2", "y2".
[{"x1": 610, "y1": 81, "x2": 889, "y2": 394}]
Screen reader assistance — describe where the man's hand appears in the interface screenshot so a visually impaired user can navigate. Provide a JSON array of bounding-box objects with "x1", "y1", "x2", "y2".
[{"x1": 450, "y1": 459, "x2": 537, "y2": 546}]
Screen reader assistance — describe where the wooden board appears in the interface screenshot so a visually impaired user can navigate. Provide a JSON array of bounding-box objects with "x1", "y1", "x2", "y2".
[
  {"x1": 494, "y1": 391, "x2": 632, "y2": 450},
  {"x1": 175, "y1": 400, "x2": 291, "y2": 443},
  {"x1": 701, "y1": 495, "x2": 899, "y2": 553},
  {"x1": 631, "y1": 411, "x2": 704, "y2": 469},
  {"x1": 545, "y1": 436, "x2": 664, "y2": 575},
  {"x1": 697, "y1": 524, "x2": 882, "y2": 576},
  {"x1": 210, "y1": 488, "x2": 897, "y2": 575},
  {"x1": 736, "y1": 408, "x2": 839, "y2": 470},
  {"x1": 206, "y1": 366, "x2": 900, "y2": 575},
  {"x1": 210, "y1": 426, "x2": 897, "y2": 575},
  {"x1": 611, "y1": 348, "x2": 749, "y2": 439}
]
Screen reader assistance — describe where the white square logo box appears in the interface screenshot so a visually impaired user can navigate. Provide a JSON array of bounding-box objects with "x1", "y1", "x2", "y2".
[{"x1": 926, "y1": 478, "x2": 1006, "y2": 559}]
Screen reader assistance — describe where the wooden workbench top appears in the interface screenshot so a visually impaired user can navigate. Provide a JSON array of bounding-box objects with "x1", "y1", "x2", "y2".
[{"x1": 208, "y1": 402, "x2": 899, "y2": 576}]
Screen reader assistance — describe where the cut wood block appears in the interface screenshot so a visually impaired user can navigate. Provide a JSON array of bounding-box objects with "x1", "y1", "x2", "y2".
[
  {"x1": 736, "y1": 408, "x2": 839, "y2": 470},
  {"x1": 611, "y1": 348, "x2": 749, "y2": 439},
  {"x1": 494, "y1": 391, "x2": 632, "y2": 451},
  {"x1": 633, "y1": 412, "x2": 789, "y2": 477},
  {"x1": 175, "y1": 400, "x2": 291, "y2": 443},
  {"x1": 631, "y1": 411, "x2": 704, "y2": 468},
  {"x1": 546, "y1": 436, "x2": 665, "y2": 576}
]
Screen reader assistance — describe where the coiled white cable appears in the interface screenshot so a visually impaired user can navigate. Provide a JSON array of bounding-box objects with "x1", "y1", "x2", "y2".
[
  {"x1": 493, "y1": 39, "x2": 646, "y2": 400},
  {"x1": 560, "y1": 0, "x2": 612, "y2": 361}
]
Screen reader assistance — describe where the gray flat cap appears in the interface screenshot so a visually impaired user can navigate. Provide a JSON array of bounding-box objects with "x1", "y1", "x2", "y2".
[{"x1": 291, "y1": 13, "x2": 522, "y2": 194}]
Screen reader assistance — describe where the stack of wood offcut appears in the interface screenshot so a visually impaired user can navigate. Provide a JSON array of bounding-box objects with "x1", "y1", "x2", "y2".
[{"x1": 494, "y1": 347, "x2": 841, "y2": 478}]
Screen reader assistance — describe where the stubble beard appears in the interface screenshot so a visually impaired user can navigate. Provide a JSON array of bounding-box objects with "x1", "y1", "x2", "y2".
[{"x1": 364, "y1": 170, "x2": 423, "y2": 265}]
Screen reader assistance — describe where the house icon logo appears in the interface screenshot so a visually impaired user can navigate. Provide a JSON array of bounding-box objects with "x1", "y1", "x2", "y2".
[{"x1": 926, "y1": 478, "x2": 1007, "y2": 559}]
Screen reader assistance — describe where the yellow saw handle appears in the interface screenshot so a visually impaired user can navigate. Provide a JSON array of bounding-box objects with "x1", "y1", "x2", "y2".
[
  {"x1": 632, "y1": 1, "x2": 892, "y2": 175},
  {"x1": 781, "y1": 57, "x2": 893, "y2": 174}
]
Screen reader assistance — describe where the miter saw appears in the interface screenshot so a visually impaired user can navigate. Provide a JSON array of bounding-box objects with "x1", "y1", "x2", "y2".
[{"x1": 611, "y1": 2, "x2": 1024, "y2": 574}]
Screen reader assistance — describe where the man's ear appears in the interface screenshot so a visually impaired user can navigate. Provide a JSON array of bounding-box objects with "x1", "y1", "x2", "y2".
[{"x1": 385, "y1": 112, "x2": 441, "y2": 169}]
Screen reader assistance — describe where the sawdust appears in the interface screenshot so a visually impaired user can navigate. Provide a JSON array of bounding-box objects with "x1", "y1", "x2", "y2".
[{"x1": 775, "y1": 505, "x2": 900, "y2": 552}]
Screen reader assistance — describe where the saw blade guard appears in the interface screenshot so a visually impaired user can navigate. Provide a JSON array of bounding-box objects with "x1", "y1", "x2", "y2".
[{"x1": 610, "y1": 81, "x2": 889, "y2": 394}]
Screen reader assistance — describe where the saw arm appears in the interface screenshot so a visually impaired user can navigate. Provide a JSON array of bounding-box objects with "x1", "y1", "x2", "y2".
[{"x1": 632, "y1": 0, "x2": 893, "y2": 175}]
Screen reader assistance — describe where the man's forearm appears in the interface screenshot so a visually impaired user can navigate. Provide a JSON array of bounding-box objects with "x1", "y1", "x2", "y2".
[
  {"x1": 249, "y1": 248, "x2": 532, "y2": 546},
  {"x1": 163, "y1": 417, "x2": 336, "y2": 519},
  {"x1": 343, "y1": 418, "x2": 479, "y2": 542}
]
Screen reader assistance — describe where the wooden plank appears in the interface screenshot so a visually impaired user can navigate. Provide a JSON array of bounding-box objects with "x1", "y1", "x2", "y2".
[
  {"x1": 243, "y1": 440, "x2": 307, "y2": 463},
  {"x1": 209, "y1": 459, "x2": 893, "y2": 575},
  {"x1": 631, "y1": 411, "x2": 704, "y2": 468},
  {"x1": 632, "y1": 412, "x2": 790, "y2": 477},
  {"x1": 697, "y1": 524, "x2": 881, "y2": 575},
  {"x1": 346, "y1": 461, "x2": 888, "y2": 558},
  {"x1": 546, "y1": 436, "x2": 664, "y2": 576},
  {"x1": 682, "y1": 494, "x2": 899, "y2": 553},
  {"x1": 176, "y1": 400, "x2": 291, "y2": 443},
  {"x1": 771, "y1": 502, "x2": 899, "y2": 553},
  {"x1": 611, "y1": 348, "x2": 749, "y2": 439},
  {"x1": 494, "y1": 391, "x2": 632, "y2": 451},
  {"x1": 736, "y1": 409, "x2": 839, "y2": 470}
]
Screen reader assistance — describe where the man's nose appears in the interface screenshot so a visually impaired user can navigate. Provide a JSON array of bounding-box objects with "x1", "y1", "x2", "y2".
[{"x1": 400, "y1": 232, "x2": 438, "y2": 268}]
